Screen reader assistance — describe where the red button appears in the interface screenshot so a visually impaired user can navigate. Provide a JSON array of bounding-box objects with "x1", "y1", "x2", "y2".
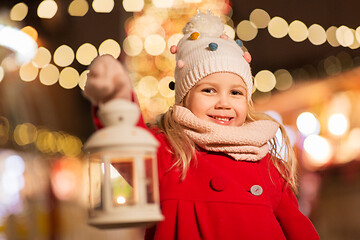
[{"x1": 210, "y1": 176, "x2": 226, "y2": 192}]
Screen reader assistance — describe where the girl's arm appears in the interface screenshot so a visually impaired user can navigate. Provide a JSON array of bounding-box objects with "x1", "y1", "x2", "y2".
[{"x1": 275, "y1": 183, "x2": 320, "y2": 240}]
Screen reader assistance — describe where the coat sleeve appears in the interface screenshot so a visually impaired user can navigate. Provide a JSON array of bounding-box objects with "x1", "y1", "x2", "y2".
[{"x1": 274, "y1": 184, "x2": 320, "y2": 240}]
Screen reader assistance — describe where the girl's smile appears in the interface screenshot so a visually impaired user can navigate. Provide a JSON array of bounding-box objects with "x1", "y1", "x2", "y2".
[{"x1": 184, "y1": 72, "x2": 248, "y2": 127}]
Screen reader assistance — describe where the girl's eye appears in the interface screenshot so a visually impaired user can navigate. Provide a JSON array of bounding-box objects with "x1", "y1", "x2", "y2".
[
  {"x1": 201, "y1": 88, "x2": 215, "y2": 93},
  {"x1": 231, "y1": 90, "x2": 244, "y2": 95}
]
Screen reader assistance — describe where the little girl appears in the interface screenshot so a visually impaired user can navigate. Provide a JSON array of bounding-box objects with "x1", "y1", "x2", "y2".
[{"x1": 84, "y1": 12, "x2": 320, "y2": 240}]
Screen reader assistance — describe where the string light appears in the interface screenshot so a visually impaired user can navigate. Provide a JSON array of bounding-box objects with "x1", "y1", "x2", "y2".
[
  {"x1": 37, "y1": 0, "x2": 58, "y2": 19},
  {"x1": 10, "y1": 2, "x2": 29, "y2": 21},
  {"x1": 68, "y1": 0, "x2": 89, "y2": 16}
]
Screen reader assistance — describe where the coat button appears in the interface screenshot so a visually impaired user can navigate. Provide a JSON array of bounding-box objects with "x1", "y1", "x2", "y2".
[
  {"x1": 250, "y1": 185, "x2": 263, "y2": 196},
  {"x1": 210, "y1": 176, "x2": 226, "y2": 192}
]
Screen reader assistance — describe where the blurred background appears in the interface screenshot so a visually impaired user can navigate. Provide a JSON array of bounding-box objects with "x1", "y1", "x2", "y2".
[{"x1": 0, "y1": 0, "x2": 360, "y2": 239}]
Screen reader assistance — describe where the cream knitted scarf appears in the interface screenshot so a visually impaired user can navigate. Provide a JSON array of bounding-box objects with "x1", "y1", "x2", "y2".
[{"x1": 172, "y1": 105, "x2": 279, "y2": 161}]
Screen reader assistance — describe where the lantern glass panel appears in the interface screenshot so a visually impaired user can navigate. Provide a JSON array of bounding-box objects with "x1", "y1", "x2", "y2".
[
  {"x1": 145, "y1": 156, "x2": 155, "y2": 203},
  {"x1": 110, "y1": 157, "x2": 135, "y2": 206},
  {"x1": 89, "y1": 156, "x2": 103, "y2": 210}
]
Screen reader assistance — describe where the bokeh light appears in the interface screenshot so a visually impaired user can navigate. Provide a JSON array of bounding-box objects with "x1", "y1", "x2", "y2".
[
  {"x1": 144, "y1": 34, "x2": 166, "y2": 56},
  {"x1": 296, "y1": 112, "x2": 320, "y2": 136},
  {"x1": 249, "y1": 9, "x2": 270, "y2": 29},
  {"x1": 39, "y1": 64, "x2": 59, "y2": 86},
  {"x1": 254, "y1": 70, "x2": 276, "y2": 92},
  {"x1": 10, "y1": 2, "x2": 29, "y2": 21},
  {"x1": 336, "y1": 25, "x2": 354, "y2": 47},
  {"x1": 54, "y1": 45, "x2": 75, "y2": 67},
  {"x1": 137, "y1": 76, "x2": 159, "y2": 97},
  {"x1": 78, "y1": 70, "x2": 89, "y2": 90},
  {"x1": 274, "y1": 69, "x2": 293, "y2": 91},
  {"x1": 123, "y1": 0, "x2": 144, "y2": 12},
  {"x1": 21, "y1": 26, "x2": 38, "y2": 42},
  {"x1": 326, "y1": 26, "x2": 340, "y2": 47},
  {"x1": 76, "y1": 43, "x2": 98, "y2": 65},
  {"x1": 37, "y1": 0, "x2": 58, "y2": 19},
  {"x1": 98, "y1": 39, "x2": 121, "y2": 59},
  {"x1": 19, "y1": 62, "x2": 38, "y2": 82},
  {"x1": 158, "y1": 76, "x2": 175, "y2": 98},
  {"x1": 304, "y1": 135, "x2": 333, "y2": 167},
  {"x1": 268, "y1": 17, "x2": 288, "y2": 38},
  {"x1": 224, "y1": 25, "x2": 235, "y2": 39},
  {"x1": 92, "y1": 0, "x2": 114, "y2": 13},
  {"x1": 59, "y1": 67, "x2": 79, "y2": 89},
  {"x1": 308, "y1": 24, "x2": 327, "y2": 45},
  {"x1": 0, "y1": 117, "x2": 10, "y2": 144},
  {"x1": 288, "y1": 20, "x2": 308, "y2": 42},
  {"x1": 167, "y1": 33, "x2": 183, "y2": 49},
  {"x1": 13, "y1": 123, "x2": 37, "y2": 146},
  {"x1": 328, "y1": 113, "x2": 348, "y2": 136},
  {"x1": 123, "y1": 35, "x2": 143, "y2": 56},
  {"x1": 32, "y1": 47, "x2": 52, "y2": 68},
  {"x1": 68, "y1": 0, "x2": 89, "y2": 17},
  {"x1": 236, "y1": 20, "x2": 258, "y2": 41}
]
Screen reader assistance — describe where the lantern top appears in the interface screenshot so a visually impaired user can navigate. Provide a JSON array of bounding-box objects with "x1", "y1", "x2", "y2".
[{"x1": 84, "y1": 99, "x2": 159, "y2": 153}]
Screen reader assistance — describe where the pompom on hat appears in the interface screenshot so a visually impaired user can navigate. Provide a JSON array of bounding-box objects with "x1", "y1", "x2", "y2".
[{"x1": 171, "y1": 11, "x2": 253, "y2": 104}]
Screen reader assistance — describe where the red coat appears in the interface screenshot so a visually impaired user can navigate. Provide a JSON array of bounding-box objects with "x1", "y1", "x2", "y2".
[
  {"x1": 144, "y1": 129, "x2": 320, "y2": 240},
  {"x1": 92, "y1": 102, "x2": 319, "y2": 239}
]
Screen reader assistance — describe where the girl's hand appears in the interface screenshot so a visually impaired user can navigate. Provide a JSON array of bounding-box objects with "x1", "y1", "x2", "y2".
[{"x1": 84, "y1": 54, "x2": 132, "y2": 105}]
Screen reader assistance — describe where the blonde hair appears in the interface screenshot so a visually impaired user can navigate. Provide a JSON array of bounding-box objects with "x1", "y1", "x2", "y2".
[{"x1": 155, "y1": 99, "x2": 298, "y2": 193}]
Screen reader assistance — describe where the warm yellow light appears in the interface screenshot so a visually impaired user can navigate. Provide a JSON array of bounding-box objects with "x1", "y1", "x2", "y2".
[
  {"x1": 356, "y1": 26, "x2": 360, "y2": 44},
  {"x1": 249, "y1": 9, "x2": 270, "y2": 29},
  {"x1": 21, "y1": 26, "x2": 38, "y2": 41},
  {"x1": 254, "y1": 70, "x2": 276, "y2": 92},
  {"x1": 98, "y1": 39, "x2": 121, "y2": 59},
  {"x1": 122, "y1": 0, "x2": 144, "y2": 12},
  {"x1": 268, "y1": 17, "x2": 288, "y2": 38},
  {"x1": 78, "y1": 70, "x2": 89, "y2": 90},
  {"x1": 304, "y1": 135, "x2": 332, "y2": 167},
  {"x1": 326, "y1": 26, "x2": 340, "y2": 47},
  {"x1": 116, "y1": 196, "x2": 126, "y2": 204},
  {"x1": 32, "y1": 47, "x2": 51, "y2": 68},
  {"x1": 13, "y1": 123, "x2": 37, "y2": 146},
  {"x1": 19, "y1": 62, "x2": 38, "y2": 82},
  {"x1": 0, "y1": 66, "x2": 4, "y2": 83},
  {"x1": 184, "y1": 0, "x2": 202, "y2": 2},
  {"x1": 39, "y1": 64, "x2": 59, "y2": 86},
  {"x1": 137, "y1": 76, "x2": 159, "y2": 97},
  {"x1": 288, "y1": 20, "x2": 308, "y2": 42},
  {"x1": 324, "y1": 56, "x2": 341, "y2": 76},
  {"x1": 224, "y1": 25, "x2": 235, "y2": 39},
  {"x1": 336, "y1": 25, "x2": 353, "y2": 47},
  {"x1": 123, "y1": 35, "x2": 143, "y2": 56},
  {"x1": 349, "y1": 29, "x2": 360, "y2": 49},
  {"x1": 68, "y1": 0, "x2": 89, "y2": 16},
  {"x1": 158, "y1": 76, "x2": 175, "y2": 98},
  {"x1": 274, "y1": 69, "x2": 293, "y2": 91},
  {"x1": 59, "y1": 67, "x2": 79, "y2": 89},
  {"x1": 152, "y1": 0, "x2": 174, "y2": 8},
  {"x1": 37, "y1": 0, "x2": 58, "y2": 19},
  {"x1": 54, "y1": 45, "x2": 75, "y2": 67},
  {"x1": 308, "y1": 24, "x2": 326, "y2": 45},
  {"x1": 92, "y1": 0, "x2": 114, "y2": 13},
  {"x1": 296, "y1": 112, "x2": 320, "y2": 136},
  {"x1": 236, "y1": 20, "x2": 258, "y2": 41},
  {"x1": 76, "y1": 43, "x2": 98, "y2": 65},
  {"x1": 144, "y1": 34, "x2": 166, "y2": 56},
  {"x1": 146, "y1": 97, "x2": 169, "y2": 114},
  {"x1": 10, "y1": 2, "x2": 29, "y2": 21},
  {"x1": 328, "y1": 113, "x2": 348, "y2": 136}
]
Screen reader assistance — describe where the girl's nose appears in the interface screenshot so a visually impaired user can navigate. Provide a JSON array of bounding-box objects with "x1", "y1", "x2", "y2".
[{"x1": 215, "y1": 95, "x2": 231, "y2": 109}]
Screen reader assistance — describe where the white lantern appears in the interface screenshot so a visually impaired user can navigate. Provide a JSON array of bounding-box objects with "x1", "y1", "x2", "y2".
[{"x1": 84, "y1": 99, "x2": 163, "y2": 228}]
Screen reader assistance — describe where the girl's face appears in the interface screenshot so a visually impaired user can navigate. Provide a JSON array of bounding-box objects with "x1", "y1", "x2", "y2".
[{"x1": 184, "y1": 72, "x2": 248, "y2": 127}]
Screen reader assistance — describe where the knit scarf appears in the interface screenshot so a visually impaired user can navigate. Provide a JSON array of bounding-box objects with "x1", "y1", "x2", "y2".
[{"x1": 172, "y1": 105, "x2": 279, "y2": 161}]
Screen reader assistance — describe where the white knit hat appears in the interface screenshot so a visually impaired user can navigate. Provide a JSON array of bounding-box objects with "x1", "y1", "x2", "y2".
[{"x1": 171, "y1": 12, "x2": 253, "y2": 104}]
